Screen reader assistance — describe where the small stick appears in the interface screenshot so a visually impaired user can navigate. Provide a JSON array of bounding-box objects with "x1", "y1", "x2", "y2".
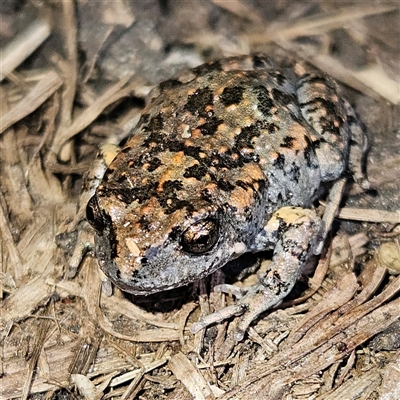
[
  {"x1": 0, "y1": 19, "x2": 51, "y2": 82},
  {"x1": 0, "y1": 70, "x2": 62, "y2": 134},
  {"x1": 337, "y1": 207, "x2": 400, "y2": 224}
]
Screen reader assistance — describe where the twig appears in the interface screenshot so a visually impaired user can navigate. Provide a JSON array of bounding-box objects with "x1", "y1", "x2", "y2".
[
  {"x1": 0, "y1": 192, "x2": 24, "y2": 280},
  {"x1": 50, "y1": 75, "x2": 133, "y2": 154},
  {"x1": 0, "y1": 70, "x2": 62, "y2": 134},
  {"x1": 337, "y1": 207, "x2": 400, "y2": 224},
  {"x1": 0, "y1": 18, "x2": 51, "y2": 82},
  {"x1": 247, "y1": 4, "x2": 397, "y2": 44},
  {"x1": 21, "y1": 316, "x2": 54, "y2": 400},
  {"x1": 169, "y1": 352, "x2": 215, "y2": 400},
  {"x1": 58, "y1": 0, "x2": 78, "y2": 127}
]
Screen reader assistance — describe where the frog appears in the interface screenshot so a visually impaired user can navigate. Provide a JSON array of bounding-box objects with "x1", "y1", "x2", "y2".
[{"x1": 85, "y1": 54, "x2": 369, "y2": 341}]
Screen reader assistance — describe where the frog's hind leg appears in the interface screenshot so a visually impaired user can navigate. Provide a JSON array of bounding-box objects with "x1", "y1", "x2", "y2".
[{"x1": 294, "y1": 66, "x2": 369, "y2": 188}]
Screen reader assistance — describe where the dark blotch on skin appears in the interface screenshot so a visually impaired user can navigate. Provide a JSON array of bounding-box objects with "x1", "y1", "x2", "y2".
[
  {"x1": 102, "y1": 211, "x2": 118, "y2": 259},
  {"x1": 165, "y1": 199, "x2": 195, "y2": 215},
  {"x1": 142, "y1": 131, "x2": 160, "y2": 148},
  {"x1": 201, "y1": 188, "x2": 213, "y2": 203},
  {"x1": 157, "y1": 180, "x2": 195, "y2": 215},
  {"x1": 220, "y1": 86, "x2": 245, "y2": 106},
  {"x1": 235, "y1": 124, "x2": 261, "y2": 150},
  {"x1": 197, "y1": 117, "x2": 223, "y2": 135},
  {"x1": 252, "y1": 54, "x2": 270, "y2": 69},
  {"x1": 253, "y1": 86, "x2": 274, "y2": 117},
  {"x1": 313, "y1": 138, "x2": 322, "y2": 149},
  {"x1": 146, "y1": 157, "x2": 162, "y2": 172},
  {"x1": 183, "y1": 164, "x2": 209, "y2": 180},
  {"x1": 297, "y1": 75, "x2": 334, "y2": 90},
  {"x1": 249, "y1": 178, "x2": 266, "y2": 200},
  {"x1": 275, "y1": 216, "x2": 288, "y2": 238},
  {"x1": 135, "y1": 181, "x2": 158, "y2": 203},
  {"x1": 272, "y1": 88, "x2": 293, "y2": 106},
  {"x1": 145, "y1": 138, "x2": 185, "y2": 154},
  {"x1": 217, "y1": 179, "x2": 235, "y2": 191},
  {"x1": 299, "y1": 97, "x2": 337, "y2": 118},
  {"x1": 128, "y1": 152, "x2": 159, "y2": 170},
  {"x1": 235, "y1": 180, "x2": 252, "y2": 191},
  {"x1": 269, "y1": 71, "x2": 288, "y2": 86},
  {"x1": 280, "y1": 136, "x2": 295, "y2": 149},
  {"x1": 288, "y1": 162, "x2": 301, "y2": 183},
  {"x1": 267, "y1": 123, "x2": 279, "y2": 134},
  {"x1": 86, "y1": 196, "x2": 107, "y2": 233},
  {"x1": 116, "y1": 174, "x2": 127, "y2": 184},
  {"x1": 164, "y1": 140, "x2": 185, "y2": 153},
  {"x1": 303, "y1": 136, "x2": 319, "y2": 169},
  {"x1": 234, "y1": 178, "x2": 264, "y2": 208},
  {"x1": 260, "y1": 270, "x2": 282, "y2": 292},
  {"x1": 347, "y1": 114, "x2": 358, "y2": 125},
  {"x1": 102, "y1": 180, "x2": 156, "y2": 205},
  {"x1": 138, "y1": 215, "x2": 151, "y2": 231},
  {"x1": 184, "y1": 87, "x2": 213, "y2": 116},
  {"x1": 183, "y1": 145, "x2": 203, "y2": 161},
  {"x1": 276, "y1": 192, "x2": 284, "y2": 204},
  {"x1": 162, "y1": 180, "x2": 184, "y2": 194},
  {"x1": 113, "y1": 187, "x2": 136, "y2": 204},
  {"x1": 318, "y1": 116, "x2": 341, "y2": 137},
  {"x1": 212, "y1": 149, "x2": 244, "y2": 169},
  {"x1": 144, "y1": 112, "x2": 164, "y2": 133},
  {"x1": 273, "y1": 153, "x2": 285, "y2": 169}
]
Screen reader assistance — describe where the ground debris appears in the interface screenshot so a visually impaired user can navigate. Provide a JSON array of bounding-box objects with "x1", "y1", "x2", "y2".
[{"x1": 0, "y1": 1, "x2": 399, "y2": 399}]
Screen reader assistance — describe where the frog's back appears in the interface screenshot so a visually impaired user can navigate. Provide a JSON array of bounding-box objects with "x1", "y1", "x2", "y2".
[{"x1": 104, "y1": 58, "x2": 321, "y2": 217}]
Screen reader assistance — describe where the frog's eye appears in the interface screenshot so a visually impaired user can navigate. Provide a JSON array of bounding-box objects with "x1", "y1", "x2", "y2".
[
  {"x1": 86, "y1": 195, "x2": 106, "y2": 233},
  {"x1": 181, "y1": 218, "x2": 219, "y2": 254}
]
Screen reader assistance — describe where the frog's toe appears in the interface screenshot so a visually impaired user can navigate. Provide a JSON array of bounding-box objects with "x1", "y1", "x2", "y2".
[
  {"x1": 214, "y1": 283, "x2": 250, "y2": 299},
  {"x1": 190, "y1": 303, "x2": 247, "y2": 334},
  {"x1": 355, "y1": 174, "x2": 371, "y2": 191},
  {"x1": 234, "y1": 289, "x2": 285, "y2": 340},
  {"x1": 56, "y1": 221, "x2": 94, "y2": 279},
  {"x1": 190, "y1": 285, "x2": 283, "y2": 341}
]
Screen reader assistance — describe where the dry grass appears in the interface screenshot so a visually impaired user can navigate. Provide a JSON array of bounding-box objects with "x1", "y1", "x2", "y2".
[{"x1": 1, "y1": 1, "x2": 400, "y2": 399}]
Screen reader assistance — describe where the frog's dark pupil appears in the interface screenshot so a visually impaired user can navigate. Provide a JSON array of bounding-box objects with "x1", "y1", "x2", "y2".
[
  {"x1": 196, "y1": 234, "x2": 209, "y2": 245},
  {"x1": 181, "y1": 219, "x2": 219, "y2": 254}
]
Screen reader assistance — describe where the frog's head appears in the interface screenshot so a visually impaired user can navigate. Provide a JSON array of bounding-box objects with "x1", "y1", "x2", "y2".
[{"x1": 86, "y1": 194, "x2": 247, "y2": 295}]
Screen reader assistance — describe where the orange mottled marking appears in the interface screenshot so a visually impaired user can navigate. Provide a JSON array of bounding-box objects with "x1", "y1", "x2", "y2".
[
  {"x1": 241, "y1": 163, "x2": 265, "y2": 181},
  {"x1": 287, "y1": 124, "x2": 310, "y2": 151},
  {"x1": 205, "y1": 105, "x2": 214, "y2": 112}
]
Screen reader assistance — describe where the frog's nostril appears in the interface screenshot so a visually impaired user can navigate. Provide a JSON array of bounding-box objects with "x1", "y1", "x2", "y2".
[{"x1": 86, "y1": 196, "x2": 106, "y2": 233}]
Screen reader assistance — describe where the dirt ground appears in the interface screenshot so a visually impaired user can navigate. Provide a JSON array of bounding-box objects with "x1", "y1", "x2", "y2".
[{"x1": 0, "y1": 1, "x2": 400, "y2": 399}]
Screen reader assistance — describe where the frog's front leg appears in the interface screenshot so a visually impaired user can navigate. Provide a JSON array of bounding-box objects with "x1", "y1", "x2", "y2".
[
  {"x1": 191, "y1": 206, "x2": 322, "y2": 341},
  {"x1": 56, "y1": 142, "x2": 120, "y2": 278}
]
